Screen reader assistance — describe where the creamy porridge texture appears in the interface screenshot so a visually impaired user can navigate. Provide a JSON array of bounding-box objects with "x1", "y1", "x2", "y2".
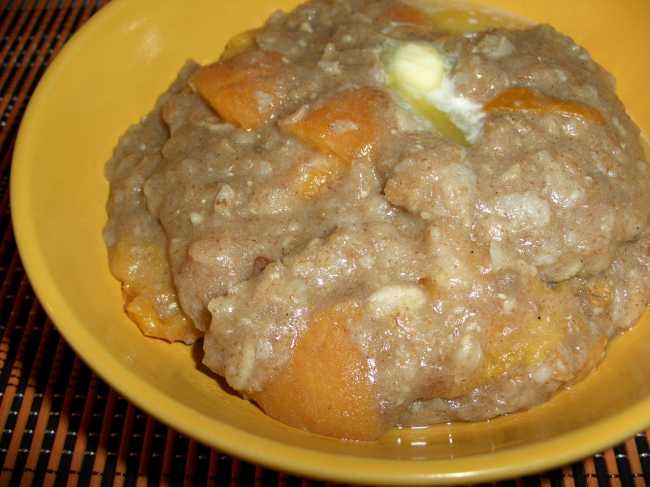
[{"x1": 103, "y1": 0, "x2": 650, "y2": 440}]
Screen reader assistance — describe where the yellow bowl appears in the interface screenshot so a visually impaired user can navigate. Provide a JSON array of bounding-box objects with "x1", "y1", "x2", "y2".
[{"x1": 10, "y1": 0, "x2": 650, "y2": 484}]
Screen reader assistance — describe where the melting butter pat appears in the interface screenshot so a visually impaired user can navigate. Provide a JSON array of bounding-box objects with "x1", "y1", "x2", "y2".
[
  {"x1": 388, "y1": 43, "x2": 446, "y2": 96},
  {"x1": 386, "y1": 41, "x2": 485, "y2": 145}
]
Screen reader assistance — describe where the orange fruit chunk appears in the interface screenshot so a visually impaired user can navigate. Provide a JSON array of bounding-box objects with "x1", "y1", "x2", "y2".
[
  {"x1": 282, "y1": 87, "x2": 389, "y2": 164},
  {"x1": 292, "y1": 155, "x2": 347, "y2": 199},
  {"x1": 190, "y1": 50, "x2": 285, "y2": 129},
  {"x1": 109, "y1": 239, "x2": 199, "y2": 343},
  {"x1": 125, "y1": 294, "x2": 198, "y2": 344},
  {"x1": 429, "y1": 6, "x2": 521, "y2": 34},
  {"x1": 378, "y1": 2, "x2": 428, "y2": 25},
  {"x1": 484, "y1": 87, "x2": 606, "y2": 125},
  {"x1": 443, "y1": 279, "x2": 580, "y2": 398},
  {"x1": 219, "y1": 29, "x2": 258, "y2": 61},
  {"x1": 252, "y1": 302, "x2": 385, "y2": 440}
]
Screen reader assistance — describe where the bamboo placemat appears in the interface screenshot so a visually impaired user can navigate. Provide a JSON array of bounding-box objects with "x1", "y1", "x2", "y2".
[{"x1": 0, "y1": 1, "x2": 648, "y2": 485}]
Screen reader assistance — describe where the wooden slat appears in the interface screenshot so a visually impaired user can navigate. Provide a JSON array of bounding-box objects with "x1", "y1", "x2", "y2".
[
  {"x1": 0, "y1": 253, "x2": 23, "y2": 353},
  {"x1": 603, "y1": 448, "x2": 622, "y2": 486},
  {"x1": 183, "y1": 439, "x2": 198, "y2": 487},
  {"x1": 0, "y1": 0, "x2": 24, "y2": 51},
  {"x1": 230, "y1": 458, "x2": 242, "y2": 487},
  {"x1": 562, "y1": 466, "x2": 576, "y2": 487},
  {"x1": 0, "y1": 274, "x2": 33, "y2": 435},
  {"x1": 88, "y1": 387, "x2": 117, "y2": 487},
  {"x1": 42, "y1": 356, "x2": 81, "y2": 487},
  {"x1": 110, "y1": 401, "x2": 134, "y2": 487},
  {"x1": 0, "y1": 0, "x2": 77, "y2": 151},
  {"x1": 624, "y1": 437, "x2": 646, "y2": 486},
  {"x1": 65, "y1": 373, "x2": 96, "y2": 485},
  {"x1": 582, "y1": 457, "x2": 600, "y2": 487},
  {"x1": 0, "y1": 191, "x2": 16, "y2": 265},
  {"x1": 0, "y1": 0, "x2": 39, "y2": 80},
  {"x1": 0, "y1": 280, "x2": 37, "y2": 393},
  {"x1": 0, "y1": 300, "x2": 52, "y2": 481},
  {"x1": 18, "y1": 324, "x2": 62, "y2": 485},
  {"x1": 254, "y1": 465, "x2": 265, "y2": 487},
  {"x1": 135, "y1": 415, "x2": 155, "y2": 487},
  {"x1": 208, "y1": 448, "x2": 220, "y2": 487}
]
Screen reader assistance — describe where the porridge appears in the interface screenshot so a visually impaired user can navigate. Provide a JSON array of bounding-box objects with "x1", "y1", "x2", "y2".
[{"x1": 103, "y1": 0, "x2": 650, "y2": 439}]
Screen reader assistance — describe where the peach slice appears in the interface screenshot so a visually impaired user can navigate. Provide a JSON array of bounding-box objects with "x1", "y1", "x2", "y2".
[
  {"x1": 109, "y1": 239, "x2": 199, "y2": 343},
  {"x1": 252, "y1": 302, "x2": 385, "y2": 440},
  {"x1": 378, "y1": 2, "x2": 428, "y2": 25},
  {"x1": 443, "y1": 280, "x2": 575, "y2": 398},
  {"x1": 429, "y1": 6, "x2": 522, "y2": 34},
  {"x1": 484, "y1": 87, "x2": 606, "y2": 125},
  {"x1": 219, "y1": 29, "x2": 258, "y2": 61},
  {"x1": 291, "y1": 155, "x2": 347, "y2": 199},
  {"x1": 282, "y1": 87, "x2": 390, "y2": 164},
  {"x1": 190, "y1": 50, "x2": 285, "y2": 129},
  {"x1": 125, "y1": 294, "x2": 198, "y2": 344}
]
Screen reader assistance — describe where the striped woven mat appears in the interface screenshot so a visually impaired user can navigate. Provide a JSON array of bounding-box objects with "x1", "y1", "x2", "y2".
[{"x1": 0, "y1": 1, "x2": 648, "y2": 485}]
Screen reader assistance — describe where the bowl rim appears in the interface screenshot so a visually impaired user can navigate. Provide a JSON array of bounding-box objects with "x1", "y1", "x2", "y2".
[{"x1": 10, "y1": 0, "x2": 650, "y2": 484}]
